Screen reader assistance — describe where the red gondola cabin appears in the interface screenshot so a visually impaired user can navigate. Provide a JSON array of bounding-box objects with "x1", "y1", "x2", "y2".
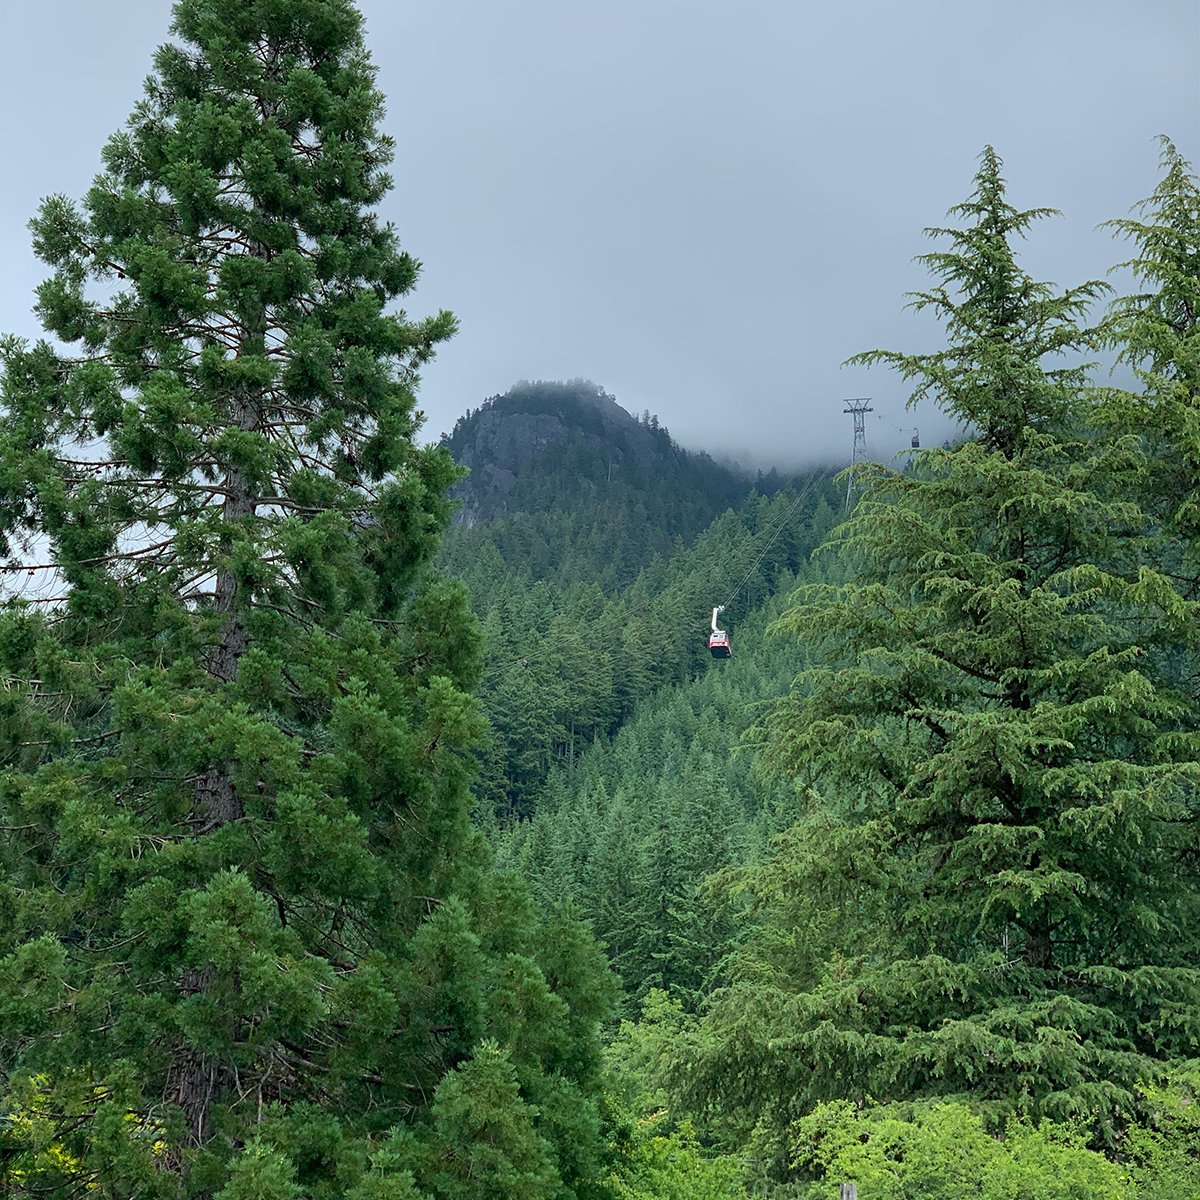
[{"x1": 709, "y1": 605, "x2": 731, "y2": 658}]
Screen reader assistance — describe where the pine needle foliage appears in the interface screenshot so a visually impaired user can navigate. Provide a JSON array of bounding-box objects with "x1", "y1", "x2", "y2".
[{"x1": 0, "y1": 2, "x2": 614, "y2": 1196}]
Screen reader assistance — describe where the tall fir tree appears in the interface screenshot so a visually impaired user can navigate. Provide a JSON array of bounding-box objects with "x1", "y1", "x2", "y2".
[
  {"x1": 663, "y1": 149, "x2": 1200, "y2": 1174},
  {"x1": 1101, "y1": 138, "x2": 1200, "y2": 585},
  {"x1": 0, "y1": 2, "x2": 613, "y2": 1196}
]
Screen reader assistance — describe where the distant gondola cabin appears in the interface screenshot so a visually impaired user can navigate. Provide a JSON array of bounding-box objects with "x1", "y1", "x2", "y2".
[
  {"x1": 709, "y1": 629, "x2": 731, "y2": 658},
  {"x1": 709, "y1": 605, "x2": 731, "y2": 658}
]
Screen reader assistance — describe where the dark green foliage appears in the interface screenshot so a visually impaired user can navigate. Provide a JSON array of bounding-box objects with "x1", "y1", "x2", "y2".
[
  {"x1": 1101, "y1": 139, "x2": 1200, "y2": 510},
  {"x1": 496, "y1": 583, "x2": 818, "y2": 1009},
  {"x1": 4, "y1": 8, "x2": 1198, "y2": 1185},
  {"x1": 443, "y1": 380, "x2": 752, "y2": 591},
  {"x1": 1099, "y1": 138, "x2": 1200, "y2": 625},
  {"x1": 428, "y1": 1041, "x2": 562, "y2": 1200},
  {"x1": 0, "y1": 2, "x2": 613, "y2": 1196},
  {"x1": 454, "y1": 484, "x2": 839, "y2": 822},
  {"x1": 440, "y1": 380, "x2": 809, "y2": 611},
  {"x1": 437, "y1": 395, "x2": 841, "y2": 1009}
]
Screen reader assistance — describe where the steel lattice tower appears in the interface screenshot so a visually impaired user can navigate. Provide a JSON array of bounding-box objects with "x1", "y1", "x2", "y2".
[{"x1": 843, "y1": 397, "x2": 873, "y2": 509}]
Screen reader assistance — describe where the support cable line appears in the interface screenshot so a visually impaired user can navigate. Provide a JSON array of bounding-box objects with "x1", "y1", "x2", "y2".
[
  {"x1": 720, "y1": 472, "x2": 818, "y2": 611},
  {"x1": 875, "y1": 412, "x2": 920, "y2": 448},
  {"x1": 707, "y1": 471, "x2": 821, "y2": 658}
]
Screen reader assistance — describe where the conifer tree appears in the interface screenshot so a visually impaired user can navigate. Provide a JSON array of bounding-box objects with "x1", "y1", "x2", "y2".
[
  {"x1": 1101, "y1": 139, "x2": 1200, "y2": 580},
  {"x1": 0, "y1": 1, "x2": 613, "y2": 1195},
  {"x1": 678, "y1": 150, "x2": 1200, "y2": 1161}
]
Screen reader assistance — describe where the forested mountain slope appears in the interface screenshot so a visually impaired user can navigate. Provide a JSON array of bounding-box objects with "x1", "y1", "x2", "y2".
[
  {"x1": 436, "y1": 384, "x2": 846, "y2": 1012},
  {"x1": 440, "y1": 379, "x2": 793, "y2": 594},
  {"x1": 445, "y1": 378, "x2": 749, "y2": 528},
  {"x1": 437, "y1": 420, "x2": 841, "y2": 821},
  {"x1": 492, "y1": 580, "x2": 820, "y2": 1011}
]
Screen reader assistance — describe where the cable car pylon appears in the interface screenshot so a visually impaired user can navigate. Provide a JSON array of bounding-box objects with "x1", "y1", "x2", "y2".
[{"x1": 843, "y1": 397, "x2": 872, "y2": 510}]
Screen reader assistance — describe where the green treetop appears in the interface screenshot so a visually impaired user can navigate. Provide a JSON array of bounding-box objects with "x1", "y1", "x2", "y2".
[
  {"x1": 1101, "y1": 139, "x2": 1200, "y2": 579},
  {"x1": 664, "y1": 149, "x2": 1200, "y2": 1173},
  {"x1": 0, "y1": 2, "x2": 613, "y2": 1196}
]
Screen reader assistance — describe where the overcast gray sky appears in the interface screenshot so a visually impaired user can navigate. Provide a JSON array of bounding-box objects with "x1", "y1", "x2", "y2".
[{"x1": 2, "y1": 0, "x2": 1197, "y2": 468}]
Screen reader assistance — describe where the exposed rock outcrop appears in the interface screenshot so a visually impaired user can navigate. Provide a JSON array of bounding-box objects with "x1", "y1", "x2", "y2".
[{"x1": 443, "y1": 379, "x2": 740, "y2": 526}]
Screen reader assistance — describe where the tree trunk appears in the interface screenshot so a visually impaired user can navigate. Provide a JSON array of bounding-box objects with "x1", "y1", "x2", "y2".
[
  {"x1": 166, "y1": 967, "x2": 221, "y2": 1148},
  {"x1": 194, "y1": 389, "x2": 259, "y2": 830},
  {"x1": 182, "y1": 303, "x2": 265, "y2": 1147}
]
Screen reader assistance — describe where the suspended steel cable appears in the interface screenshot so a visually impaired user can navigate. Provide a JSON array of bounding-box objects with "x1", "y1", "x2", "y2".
[{"x1": 719, "y1": 472, "x2": 820, "y2": 612}]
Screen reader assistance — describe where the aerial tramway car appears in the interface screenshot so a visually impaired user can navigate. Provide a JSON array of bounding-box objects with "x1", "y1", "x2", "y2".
[
  {"x1": 702, "y1": 421, "x2": 918, "y2": 662},
  {"x1": 703, "y1": 469, "x2": 826, "y2": 662},
  {"x1": 708, "y1": 606, "x2": 731, "y2": 658}
]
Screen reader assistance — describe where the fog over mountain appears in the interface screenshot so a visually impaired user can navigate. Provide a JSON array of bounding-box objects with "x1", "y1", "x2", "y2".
[
  {"x1": 444, "y1": 379, "x2": 755, "y2": 525},
  {"x1": 2, "y1": 0, "x2": 1196, "y2": 469}
]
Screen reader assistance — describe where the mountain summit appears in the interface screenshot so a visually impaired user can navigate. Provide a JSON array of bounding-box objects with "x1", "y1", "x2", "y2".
[{"x1": 443, "y1": 379, "x2": 747, "y2": 528}]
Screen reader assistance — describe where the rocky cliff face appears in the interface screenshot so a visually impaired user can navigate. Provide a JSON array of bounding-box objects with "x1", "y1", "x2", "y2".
[{"x1": 443, "y1": 379, "x2": 740, "y2": 526}]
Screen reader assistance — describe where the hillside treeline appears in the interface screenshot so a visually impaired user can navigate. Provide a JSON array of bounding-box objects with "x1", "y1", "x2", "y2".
[
  {"x1": 440, "y1": 482, "x2": 840, "y2": 820},
  {"x1": 0, "y1": 0, "x2": 1197, "y2": 1197}
]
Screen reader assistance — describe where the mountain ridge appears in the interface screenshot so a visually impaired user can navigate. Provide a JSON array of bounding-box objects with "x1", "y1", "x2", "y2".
[{"x1": 441, "y1": 378, "x2": 750, "y2": 528}]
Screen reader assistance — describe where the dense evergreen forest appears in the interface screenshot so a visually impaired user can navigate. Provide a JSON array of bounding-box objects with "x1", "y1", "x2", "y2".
[{"x1": 0, "y1": 0, "x2": 1198, "y2": 1196}]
